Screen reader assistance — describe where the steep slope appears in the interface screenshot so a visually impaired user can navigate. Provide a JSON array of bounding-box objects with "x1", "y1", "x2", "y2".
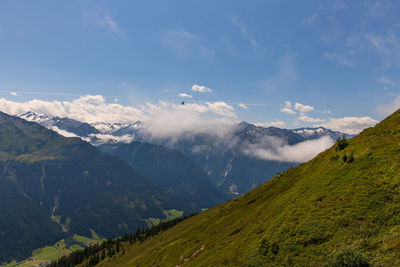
[
  {"x1": 95, "y1": 110, "x2": 400, "y2": 266},
  {"x1": 0, "y1": 112, "x2": 186, "y2": 263},
  {"x1": 98, "y1": 141, "x2": 230, "y2": 210}
]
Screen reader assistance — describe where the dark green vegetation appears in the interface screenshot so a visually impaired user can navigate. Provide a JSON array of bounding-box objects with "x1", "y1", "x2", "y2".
[
  {"x1": 98, "y1": 141, "x2": 229, "y2": 210},
  {"x1": 90, "y1": 109, "x2": 400, "y2": 266},
  {"x1": 0, "y1": 112, "x2": 188, "y2": 263},
  {"x1": 48, "y1": 215, "x2": 194, "y2": 267}
]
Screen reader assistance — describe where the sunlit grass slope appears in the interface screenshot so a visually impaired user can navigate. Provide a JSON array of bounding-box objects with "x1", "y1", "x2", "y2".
[{"x1": 95, "y1": 109, "x2": 400, "y2": 266}]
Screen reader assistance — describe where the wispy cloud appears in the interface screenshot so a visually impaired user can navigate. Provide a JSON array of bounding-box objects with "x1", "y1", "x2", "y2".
[
  {"x1": 378, "y1": 76, "x2": 396, "y2": 86},
  {"x1": 364, "y1": 32, "x2": 400, "y2": 59},
  {"x1": 10, "y1": 91, "x2": 19, "y2": 96},
  {"x1": 231, "y1": 17, "x2": 258, "y2": 50},
  {"x1": 82, "y1": 8, "x2": 124, "y2": 39},
  {"x1": 261, "y1": 52, "x2": 298, "y2": 93},
  {"x1": 161, "y1": 30, "x2": 215, "y2": 56},
  {"x1": 324, "y1": 52, "x2": 353, "y2": 66},
  {"x1": 304, "y1": 5, "x2": 323, "y2": 24}
]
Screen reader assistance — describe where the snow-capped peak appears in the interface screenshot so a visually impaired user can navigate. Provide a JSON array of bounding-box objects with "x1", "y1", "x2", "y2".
[{"x1": 18, "y1": 111, "x2": 50, "y2": 122}]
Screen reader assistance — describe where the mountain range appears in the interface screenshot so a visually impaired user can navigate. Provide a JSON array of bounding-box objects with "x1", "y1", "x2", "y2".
[
  {"x1": 81, "y1": 108, "x2": 400, "y2": 266},
  {"x1": 18, "y1": 111, "x2": 350, "y2": 195}
]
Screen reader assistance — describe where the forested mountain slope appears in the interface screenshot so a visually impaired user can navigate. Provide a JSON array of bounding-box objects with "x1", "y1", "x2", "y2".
[
  {"x1": 0, "y1": 112, "x2": 186, "y2": 263},
  {"x1": 98, "y1": 141, "x2": 230, "y2": 210}
]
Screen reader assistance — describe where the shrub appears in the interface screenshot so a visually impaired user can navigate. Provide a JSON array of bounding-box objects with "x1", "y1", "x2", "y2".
[
  {"x1": 329, "y1": 248, "x2": 370, "y2": 267},
  {"x1": 336, "y1": 136, "x2": 349, "y2": 151}
]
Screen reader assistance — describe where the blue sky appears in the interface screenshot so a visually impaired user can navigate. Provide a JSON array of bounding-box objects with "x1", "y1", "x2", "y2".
[{"x1": 0, "y1": 0, "x2": 399, "y2": 133}]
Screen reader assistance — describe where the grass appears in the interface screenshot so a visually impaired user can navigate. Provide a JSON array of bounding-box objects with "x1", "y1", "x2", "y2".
[
  {"x1": 146, "y1": 209, "x2": 184, "y2": 227},
  {"x1": 90, "y1": 109, "x2": 400, "y2": 266},
  {"x1": 1, "y1": 233, "x2": 101, "y2": 267},
  {"x1": 31, "y1": 240, "x2": 67, "y2": 261},
  {"x1": 73, "y1": 235, "x2": 92, "y2": 244}
]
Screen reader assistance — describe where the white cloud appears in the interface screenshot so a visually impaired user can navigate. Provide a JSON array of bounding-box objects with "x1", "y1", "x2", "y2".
[
  {"x1": 50, "y1": 126, "x2": 80, "y2": 138},
  {"x1": 231, "y1": 17, "x2": 258, "y2": 50},
  {"x1": 280, "y1": 101, "x2": 296, "y2": 114},
  {"x1": 90, "y1": 133, "x2": 134, "y2": 144},
  {"x1": 376, "y1": 95, "x2": 400, "y2": 116},
  {"x1": 298, "y1": 115, "x2": 324, "y2": 123},
  {"x1": 0, "y1": 95, "x2": 145, "y2": 124},
  {"x1": 179, "y1": 93, "x2": 192, "y2": 98},
  {"x1": 10, "y1": 91, "x2": 19, "y2": 96},
  {"x1": 0, "y1": 94, "x2": 241, "y2": 144},
  {"x1": 238, "y1": 103, "x2": 248, "y2": 109},
  {"x1": 294, "y1": 102, "x2": 314, "y2": 113},
  {"x1": 243, "y1": 136, "x2": 334, "y2": 163},
  {"x1": 206, "y1": 102, "x2": 236, "y2": 118},
  {"x1": 82, "y1": 8, "x2": 124, "y2": 39},
  {"x1": 324, "y1": 52, "x2": 353, "y2": 66},
  {"x1": 378, "y1": 76, "x2": 396, "y2": 86},
  {"x1": 139, "y1": 107, "x2": 236, "y2": 143},
  {"x1": 192, "y1": 84, "x2": 212, "y2": 93},
  {"x1": 317, "y1": 116, "x2": 378, "y2": 134},
  {"x1": 281, "y1": 107, "x2": 296, "y2": 114},
  {"x1": 254, "y1": 120, "x2": 286, "y2": 128}
]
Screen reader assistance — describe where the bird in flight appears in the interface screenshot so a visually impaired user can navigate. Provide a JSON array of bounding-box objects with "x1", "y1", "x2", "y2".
[{"x1": 181, "y1": 101, "x2": 185, "y2": 105}]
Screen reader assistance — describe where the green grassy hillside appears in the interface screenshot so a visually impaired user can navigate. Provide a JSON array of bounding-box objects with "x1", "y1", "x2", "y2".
[{"x1": 89, "y1": 110, "x2": 400, "y2": 266}]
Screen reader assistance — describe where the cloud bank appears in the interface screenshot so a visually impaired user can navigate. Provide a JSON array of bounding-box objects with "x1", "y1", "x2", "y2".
[
  {"x1": 243, "y1": 136, "x2": 334, "y2": 163},
  {"x1": 0, "y1": 95, "x2": 145, "y2": 124}
]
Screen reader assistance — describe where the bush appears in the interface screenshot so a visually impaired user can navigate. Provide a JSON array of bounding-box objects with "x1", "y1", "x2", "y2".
[
  {"x1": 336, "y1": 136, "x2": 349, "y2": 151},
  {"x1": 329, "y1": 248, "x2": 370, "y2": 267}
]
